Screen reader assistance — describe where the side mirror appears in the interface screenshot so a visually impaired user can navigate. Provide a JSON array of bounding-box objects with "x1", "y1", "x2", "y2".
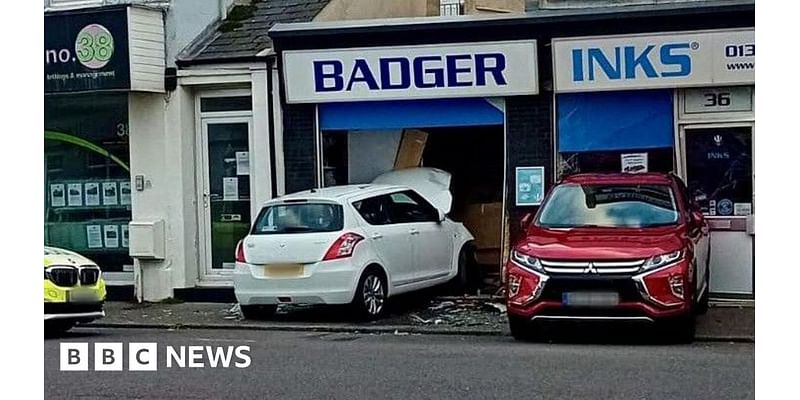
[
  {"x1": 690, "y1": 210, "x2": 704, "y2": 227},
  {"x1": 437, "y1": 209, "x2": 446, "y2": 223},
  {"x1": 520, "y1": 212, "x2": 533, "y2": 230}
]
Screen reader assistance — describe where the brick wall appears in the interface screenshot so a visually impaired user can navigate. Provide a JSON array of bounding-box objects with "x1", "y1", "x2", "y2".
[
  {"x1": 505, "y1": 94, "x2": 553, "y2": 244},
  {"x1": 282, "y1": 103, "x2": 318, "y2": 193}
]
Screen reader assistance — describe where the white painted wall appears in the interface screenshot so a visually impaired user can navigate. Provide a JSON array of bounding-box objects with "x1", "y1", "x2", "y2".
[
  {"x1": 250, "y1": 66, "x2": 273, "y2": 215},
  {"x1": 347, "y1": 131, "x2": 402, "y2": 184},
  {"x1": 271, "y1": 66, "x2": 286, "y2": 196},
  {"x1": 166, "y1": 0, "x2": 234, "y2": 66},
  {"x1": 128, "y1": 84, "x2": 200, "y2": 300},
  {"x1": 128, "y1": 92, "x2": 171, "y2": 301}
]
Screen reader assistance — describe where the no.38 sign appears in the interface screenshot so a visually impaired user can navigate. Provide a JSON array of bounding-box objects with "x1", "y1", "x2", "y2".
[{"x1": 683, "y1": 86, "x2": 753, "y2": 114}]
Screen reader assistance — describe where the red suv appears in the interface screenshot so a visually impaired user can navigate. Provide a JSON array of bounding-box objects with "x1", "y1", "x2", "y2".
[{"x1": 505, "y1": 173, "x2": 710, "y2": 342}]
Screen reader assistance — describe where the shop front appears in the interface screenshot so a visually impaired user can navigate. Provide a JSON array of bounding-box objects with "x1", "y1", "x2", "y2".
[
  {"x1": 552, "y1": 28, "x2": 755, "y2": 297},
  {"x1": 45, "y1": 5, "x2": 164, "y2": 288},
  {"x1": 277, "y1": 39, "x2": 543, "y2": 283}
]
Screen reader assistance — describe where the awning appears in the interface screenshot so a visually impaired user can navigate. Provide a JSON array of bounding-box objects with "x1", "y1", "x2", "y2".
[
  {"x1": 557, "y1": 90, "x2": 674, "y2": 152},
  {"x1": 319, "y1": 98, "x2": 503, "y2": 131}
]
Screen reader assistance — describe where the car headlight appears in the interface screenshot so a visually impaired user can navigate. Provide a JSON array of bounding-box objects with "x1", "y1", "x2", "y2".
[
  {"x1": 640, "y1": 250, "x2": 684, "y2": 272},
  {"x1": 511, "y1": 249, "x2": 544, "y2": 273}
]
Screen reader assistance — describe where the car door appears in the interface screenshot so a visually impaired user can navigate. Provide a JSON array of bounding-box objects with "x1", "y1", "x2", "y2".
[
  {"x1": 386, "y1": 190, "x2": 453, "y2": 282},
  {"x1": 351, "y1": 194, "x2": 416, "y2": 286}
]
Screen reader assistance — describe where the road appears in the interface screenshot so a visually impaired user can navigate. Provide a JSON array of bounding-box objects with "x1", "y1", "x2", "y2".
[{"x1": 45, "y1": 327, "x2": 754, "y2": 400}]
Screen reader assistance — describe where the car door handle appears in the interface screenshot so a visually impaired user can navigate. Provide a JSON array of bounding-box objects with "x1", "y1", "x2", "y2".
[
  {"x1": 370, "y1": 233, "x2": 383, "y2": 240},
  {"x1": 409, "y1": 228, "x2": 419, "y2": 235}
]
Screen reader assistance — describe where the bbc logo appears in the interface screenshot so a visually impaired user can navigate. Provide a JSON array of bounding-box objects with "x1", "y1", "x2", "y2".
[
  {"x1": 60, "y1": 342, "x2": 252, "y2": 371},
  {"x1": 60, "y1": 343, "x2": 157, "y2": 371}
]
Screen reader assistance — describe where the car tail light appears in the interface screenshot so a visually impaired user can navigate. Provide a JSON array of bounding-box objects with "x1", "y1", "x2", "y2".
[
  {"x1": 323, "y1": 233, "x2": 364, "y2": 261},
  {"x1": 235, "y1": 240, "x2": 246, "y2": 263}
]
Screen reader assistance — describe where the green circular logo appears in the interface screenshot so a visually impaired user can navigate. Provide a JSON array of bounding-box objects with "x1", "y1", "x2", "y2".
[{"x1": 75, "y1": 24, "x2": 114, "y2": 69}]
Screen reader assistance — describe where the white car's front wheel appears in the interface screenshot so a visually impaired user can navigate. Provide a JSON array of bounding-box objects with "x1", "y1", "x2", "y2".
[{"x1": 352, "y1": 267, "x2": 387, "y2": 320}]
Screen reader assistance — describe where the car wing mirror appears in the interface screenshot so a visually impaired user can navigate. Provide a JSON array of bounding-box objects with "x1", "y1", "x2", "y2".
[
  {"x1": 690, "y1": 210, "x2": 705, "y2": 227},
  {"x1": 520, "y1": 212, "x2": 533, "y2": 230}
]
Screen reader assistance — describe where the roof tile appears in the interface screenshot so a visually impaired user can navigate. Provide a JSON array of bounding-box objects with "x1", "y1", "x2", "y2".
[{"x1": 180, "y1": 0, "x2": 332, "y2": 63}]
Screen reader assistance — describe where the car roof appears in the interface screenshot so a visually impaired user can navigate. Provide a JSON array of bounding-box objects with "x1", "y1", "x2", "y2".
[
  {"x1": 560, "y1": 172, "x2": 675, "y2": 185},
  {"x1": 268, "y1": 184, "x2": 408, "y2": 204}
]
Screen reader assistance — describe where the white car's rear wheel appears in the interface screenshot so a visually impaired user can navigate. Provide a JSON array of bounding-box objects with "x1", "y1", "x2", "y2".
[{"x1": 352, "y1": 268, "x2": 387, "y2": 320}]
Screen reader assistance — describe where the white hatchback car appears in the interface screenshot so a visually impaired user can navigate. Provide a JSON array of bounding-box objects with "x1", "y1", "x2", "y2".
[{"x1": 233, "y1": 168, "x2": 474, "y2": 319}]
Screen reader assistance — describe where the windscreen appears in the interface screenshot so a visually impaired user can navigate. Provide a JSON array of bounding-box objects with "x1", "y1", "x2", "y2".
[
  {"x1": 537, "y1": 183, "x2": 679, "y2": 228},
  {"x1": 252, "y1": 203, "x2": 344, "y2": 234}
]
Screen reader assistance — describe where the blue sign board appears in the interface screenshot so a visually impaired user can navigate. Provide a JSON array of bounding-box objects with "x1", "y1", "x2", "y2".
[{"x1": 516, "y1": 167, "x2": 545, "y2": 206}]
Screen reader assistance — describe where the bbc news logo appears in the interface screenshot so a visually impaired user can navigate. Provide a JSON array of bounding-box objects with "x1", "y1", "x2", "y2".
[{"x1": 60, "y1": 343, "x2": 251, "y2": 371}]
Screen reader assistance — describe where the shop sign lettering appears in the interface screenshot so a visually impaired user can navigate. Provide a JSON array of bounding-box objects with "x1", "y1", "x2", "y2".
[
  {"x1": 571, "y1": 43, "x2": 692, "y2": 82},
  {"x1": 553, "y1": 29, "x2": 754, "y2": 92},
  {"x1": 313, "y1": 54, "x2": 507, "y2": 92},
  {"x1": 45, "y1": 7, "x2": 131, "y2": 93},
  {"x1": 283, "y1": 41, "x2": 538, "y2": 103}
]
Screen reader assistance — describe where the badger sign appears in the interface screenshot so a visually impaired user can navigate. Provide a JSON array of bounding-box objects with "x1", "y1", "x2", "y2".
[{"x1": 282, "y1": 40, "x2": 539, "y2": 103}]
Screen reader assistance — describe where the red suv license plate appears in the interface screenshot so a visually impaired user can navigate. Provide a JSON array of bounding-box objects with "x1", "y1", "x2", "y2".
[{"x1": 562, "y1": 292, "x2": 620, "y2": 307}]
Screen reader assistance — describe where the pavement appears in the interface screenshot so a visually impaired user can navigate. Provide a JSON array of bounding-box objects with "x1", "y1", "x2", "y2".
[
  {"x1": 45, "y1": 327, "x2": 755, "y2": 399},
  {"x1": 87, "y1": 295, "x2": 754, "y2": 342}
]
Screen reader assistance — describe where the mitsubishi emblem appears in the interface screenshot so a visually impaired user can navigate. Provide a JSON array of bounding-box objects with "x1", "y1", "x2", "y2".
[{"x1": 583, "y1": 263, "x2": 598, "y2": 274}]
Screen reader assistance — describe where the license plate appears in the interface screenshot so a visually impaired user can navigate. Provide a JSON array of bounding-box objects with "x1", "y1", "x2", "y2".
[
  {"x1": 562, "y1": 292, "x2": 620, "y2": 307},
  {"x1": 264, "y1": 264, "x2": 304, "y2": 278},
  {"x1": 68, "y1": 290, "x2": 98, "y2": 303}
]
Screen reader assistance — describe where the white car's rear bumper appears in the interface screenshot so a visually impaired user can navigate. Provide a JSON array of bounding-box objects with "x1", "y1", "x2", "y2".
[{"x1": 233, "y1": 260, "x2": 360, "y2": 306}]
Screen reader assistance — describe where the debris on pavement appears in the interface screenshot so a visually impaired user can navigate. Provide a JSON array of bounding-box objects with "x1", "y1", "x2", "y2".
[{"x1": 402, "y1": 298, "x2": 508, "y2": 330}]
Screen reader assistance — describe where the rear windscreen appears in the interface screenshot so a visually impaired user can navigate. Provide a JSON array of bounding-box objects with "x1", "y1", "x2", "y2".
[{"x1": 251, "y1": 203, "x2": 344, "y2": 234}]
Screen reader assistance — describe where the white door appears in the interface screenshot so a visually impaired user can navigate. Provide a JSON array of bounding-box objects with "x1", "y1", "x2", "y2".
[
  {"x1": 679, "y1": 123, "x2": 754, "y2": 296},
  {"x1": 385, "y1": 191, "x2": 453, "y2": 281},
  {"x1": 352, "y1": 195, "x2": 416, "y2": 287},
  {"x1": 198, "y1": 117, "x2": 253, "y2": 278}
]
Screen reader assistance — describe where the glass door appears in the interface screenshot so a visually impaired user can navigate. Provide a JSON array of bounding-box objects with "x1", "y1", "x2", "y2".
[
  {"x1": 200, "y1": 117, "x2": 252, "y2": 276},
  {"x1": 680, "y1": 123, "x2": 754, "y2": 296}
]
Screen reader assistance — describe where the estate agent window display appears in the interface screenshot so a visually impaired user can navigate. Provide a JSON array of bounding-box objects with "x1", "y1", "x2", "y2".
[{"x1": 44, "y1": 92, "x2": 132, "y2": 272}]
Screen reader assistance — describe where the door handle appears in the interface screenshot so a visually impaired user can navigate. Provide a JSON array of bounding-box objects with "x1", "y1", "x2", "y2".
[
  {"x1": 371, "y1": 233, "x2": 383, "y2": 240},
  {"x1": 409, "y1": 228, "x2": 419, "y2": 235},
  {"x1": 202, "y1": 192, "x2": 210, "y2": 208}
]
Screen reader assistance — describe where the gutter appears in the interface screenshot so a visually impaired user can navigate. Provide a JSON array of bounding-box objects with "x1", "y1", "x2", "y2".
[{"x1": 268, "y1": 2, "x2": 753, "y2": 41}]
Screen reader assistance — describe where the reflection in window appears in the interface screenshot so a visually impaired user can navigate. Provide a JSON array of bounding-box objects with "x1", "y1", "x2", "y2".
[
  {"x1": 45, "y1": 93, "x2": 131, "y2": 272},
  {"x1": 538, "y1": 184, "x2": 679, "y2": 228}
]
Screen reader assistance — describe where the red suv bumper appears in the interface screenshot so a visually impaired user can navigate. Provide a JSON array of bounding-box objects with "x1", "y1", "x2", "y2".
[{"x1": 505, "y1": 258, "x2": 693, "y2": 322}]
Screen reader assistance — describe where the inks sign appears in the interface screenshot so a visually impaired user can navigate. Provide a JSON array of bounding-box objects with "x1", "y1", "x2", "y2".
[
  {"x1": 45, "y1": 7, "x2": 130, "y2": 93},
  {"x1": 282, "y1": 41, "x2": 538, "y2": 103},
  {"x1": 553, "y1": 29, "x2": 754, "y2": 92}
]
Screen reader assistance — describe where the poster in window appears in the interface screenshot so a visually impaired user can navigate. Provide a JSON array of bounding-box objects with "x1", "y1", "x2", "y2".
[
  {"x1": 119, "y1": 181, "x2": 131, "y2": 205},
  {"x1": 621, "y1": 153, "x2": 648, "y2": 173},
  {"x1": 104, "y1": 225, "x2": 119, "y2": 248},
  {"x1": 102, "y1": 182, "x2": 118, "y2": 205},
  {"x1": 236, "y1": 151, "x2": 250, "y2": 175},
  {"x1": 85, "y1": 182, "x2": 100, "y2": 206},
  {"x1": 120, "y1": 224, "x2": 129, "y2": 248},
  {"x1": 86, "y1": 225, "x2": 103, "y2": 249},
  {"x1": 67, "y1": 183, "x2": 83, "y2": 207},
  {"x1": 516, "y1": 167, "x2": 545, "y2": 206},
  {"x1": 734, "y1": 203, "x2": 752, "y2": 216},
  {"x1": 684, "y1": 127, "x2": 752, "y2": 216},
  {"x1": 50, "y1": 184, "x2": 66, "y2": 207},
  {"x1": 223, "y1": 177, "x2": 239, "y2": 201}
]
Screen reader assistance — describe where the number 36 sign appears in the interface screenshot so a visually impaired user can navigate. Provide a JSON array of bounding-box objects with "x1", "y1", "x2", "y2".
[{"x1": 683, "y1": 86, "x2": 753, "y2": 114}]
